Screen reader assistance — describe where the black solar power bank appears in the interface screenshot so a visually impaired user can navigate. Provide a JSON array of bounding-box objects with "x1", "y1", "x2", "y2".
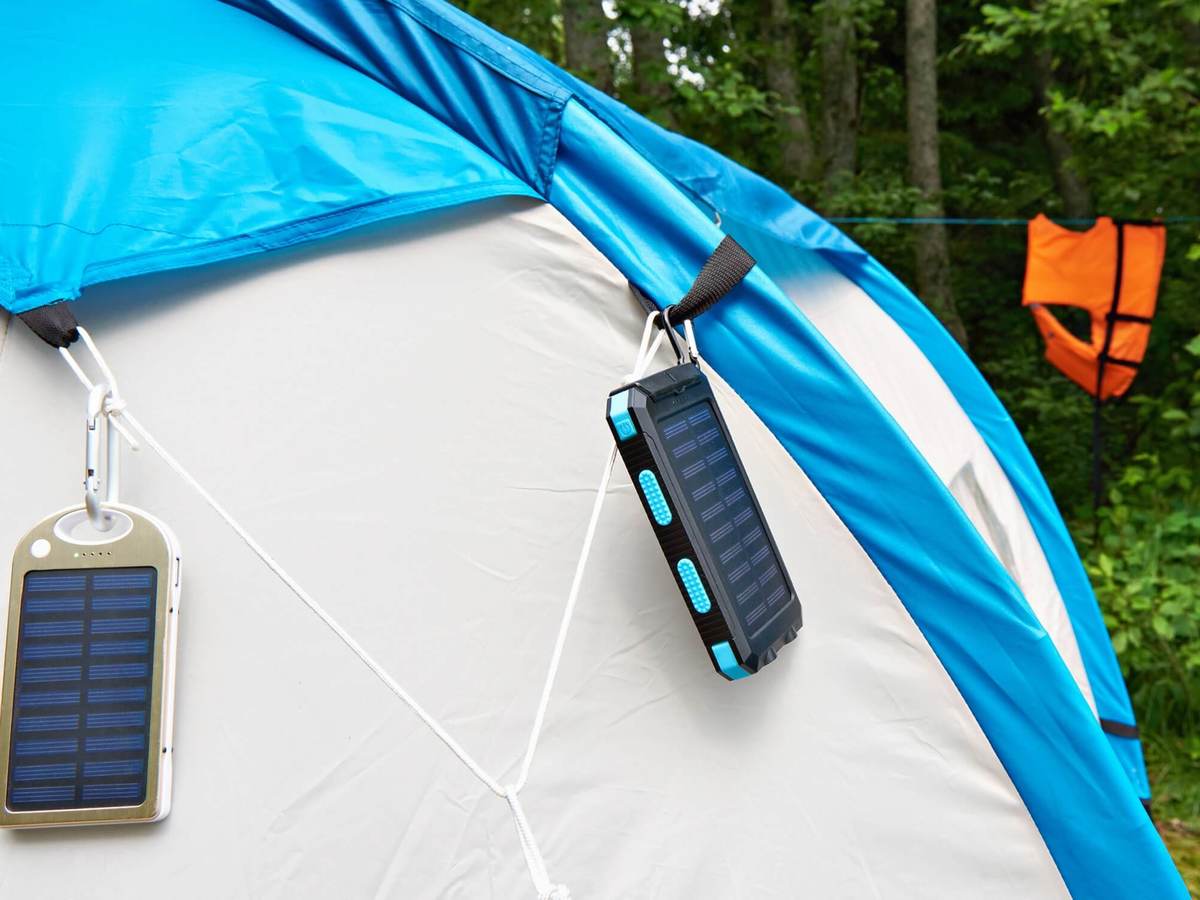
[{"x1": 607, "y1": 362, "x2": 802, "y2": 679}]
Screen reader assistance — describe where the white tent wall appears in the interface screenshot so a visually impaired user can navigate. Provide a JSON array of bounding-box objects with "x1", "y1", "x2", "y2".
[
  {"x1": 758, "y1": 251, "x2": 1096, "y2": 714},
  {"x1": 0, "y1": 197, "x2": 1067, "y2": 897}
]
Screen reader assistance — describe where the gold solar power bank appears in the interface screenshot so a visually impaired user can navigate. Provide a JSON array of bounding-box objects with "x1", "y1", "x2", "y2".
[{"x1": 0, "y1": 505, "x2": 181, "y2": 827}]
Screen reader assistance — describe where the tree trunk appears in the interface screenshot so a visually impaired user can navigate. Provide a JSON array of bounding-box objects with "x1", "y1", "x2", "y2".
[
  {"x1": 563, "y1": 0, "x2": 614, "y2": 94},
  {"x1": 1032, "y1": 49, "x2": 1092, "y2": 219},
  {"x1": 629, "y1": 15, "x2": 674, "y2": 125},
  {"x1": 820, "y1": 0, "x2": 858, "y2": 197},
  {"x1": 1180, "y1": 15, "x2": 1200, "y2": 59},
  {"x1": 905, "y1": 0, "x2": 968, "y2": 347},
  {"x1": 761, "y1": 0, "x2": 815, "y2": 183}
]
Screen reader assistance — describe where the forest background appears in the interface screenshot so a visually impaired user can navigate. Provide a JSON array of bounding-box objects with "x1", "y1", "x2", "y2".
[{"x1": 449, "y1": 0, "x2": 1200, "y2": 880}]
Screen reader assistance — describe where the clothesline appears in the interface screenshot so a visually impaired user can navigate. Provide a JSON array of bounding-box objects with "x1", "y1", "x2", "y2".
[{"x1": 827, "y1": 215, "x2": 1200, "y2": 226}]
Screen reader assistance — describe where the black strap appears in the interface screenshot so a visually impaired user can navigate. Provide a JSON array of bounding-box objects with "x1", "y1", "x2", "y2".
[
  {"x1": 1099, "y1": 355, "x2": 1140, "y2": 371},
  {"x1": 665, "y1": 236, "x2": 756, "y2": 324},
  {"x1": 1092, "y1": 222, "x2": 1125, "y2": 512},
  {"x1": 1099, "y1": 718, "x2": 1140, "y2": 739},
  {"x1": 1106, "y1": 311, "x2": 1153, "y2": 325},
  {"x1": 18, "y1": 303, "x2": 79, "y2": 348}
]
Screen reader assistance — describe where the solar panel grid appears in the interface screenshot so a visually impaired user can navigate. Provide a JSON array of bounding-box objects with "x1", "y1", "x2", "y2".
[
  {"x1": 660, "y1": 402, "x2": 789, "y2": 639},
  {"x1": 7, "y1": 568, "x2": 156, "y2": 812}
]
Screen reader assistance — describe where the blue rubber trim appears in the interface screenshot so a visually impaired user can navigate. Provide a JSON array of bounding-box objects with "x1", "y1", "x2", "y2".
[
  {"x1": 711, "y1": 641, "x2": 748, "y2": 680},
  {"x1": 638, "y1": 470, "x2": 672, "y2": 525},
  {"x1": 676, "y1": 558, "x2": 711, "y2": 614},
  {"x1": 609, "y1": 390, "x2": 636, "y2": 441}
]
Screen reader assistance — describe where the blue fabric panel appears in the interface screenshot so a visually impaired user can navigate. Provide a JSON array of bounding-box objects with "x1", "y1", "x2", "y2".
[
  {"x1": 0, "y1": 0, "x2": 535, "y2": 314},
  {"x1": 723, "y1": 212, "x2": 1149, "y2": 799},
  {"x1": 551, "y1": 100, "x2": 1183, "y2": 898},
  {"x1": 565, "y1": 81, "x2": 870, "y2": 263},
  {"x1": 834, "y1": 252, "x2": 1151, "y2": 799},
  {"x1": 225, "y1": 0, "x2": 570, "y2": 196}
]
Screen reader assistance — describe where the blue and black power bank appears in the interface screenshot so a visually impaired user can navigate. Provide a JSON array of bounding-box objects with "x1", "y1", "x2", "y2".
[{"x1": 607, "y1": 362, "x2": 802, "y2": 680}]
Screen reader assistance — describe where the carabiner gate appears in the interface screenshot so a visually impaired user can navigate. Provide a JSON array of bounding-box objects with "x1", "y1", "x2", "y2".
[
  {"x1": 64, "y1": 327, "x2": 137, "y2": 532},
  {"x1": 83, "y1": 381, "x2": 120, "y2": 531}
]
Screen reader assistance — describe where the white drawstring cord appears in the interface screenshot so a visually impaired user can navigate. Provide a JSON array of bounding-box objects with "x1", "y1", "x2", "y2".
[
  {"x1": 514, "y1": 313, "x2": 665, "y2": 794},
  {"x1": 513, "y1": 446, "x2": 616, "y2": 794},
  {"x1": 505, "y1": 787, "x2": 571, "y2": 900},
  {"x1": 56, "y1": 314, "x2": 673, "y2": 897}
]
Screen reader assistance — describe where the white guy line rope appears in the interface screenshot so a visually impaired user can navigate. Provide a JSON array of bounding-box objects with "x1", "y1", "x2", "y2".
[
  {"x1": 514, "y1": 315, "x2": 667, "y2": 792},
  {"x1": 104, "y1": 402, "x2": 508, "y2": 795}
]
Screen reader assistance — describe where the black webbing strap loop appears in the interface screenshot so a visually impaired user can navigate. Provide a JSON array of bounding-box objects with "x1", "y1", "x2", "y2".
[
  {"x1": 1099, "y1": 718, "x2": 1140, "y2": 739},
  {"x1": 653, "y1": 236, "x2": 756, "y2": 327},
  {"x1": 1106, "y1": 311, "x2": 1153, "y2": 325},
  {"x1": 18, "y1": 302, "x2": 79, "y2": 348},
  {"x1": 1099, "y1": 355, "x2": 1140, "y2": 371}
]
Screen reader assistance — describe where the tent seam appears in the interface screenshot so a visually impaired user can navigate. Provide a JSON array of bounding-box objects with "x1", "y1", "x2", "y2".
[
  {"x1": 393, "y1": 0, "x2": 571, "y2": 103},
  {"x1": 220, "y1": 0, "x2": 566, "y2": 197},
  {"x1": 3, "y1": 180, "x2": 537, "y2": 316},
  {"x1": 359, "y1": 0, "x2": 568, "y2": 196}
]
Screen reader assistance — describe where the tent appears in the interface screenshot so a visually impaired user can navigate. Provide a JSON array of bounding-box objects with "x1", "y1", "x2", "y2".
[{"x1": 0, "y1": 0, "x2": 1184, "y2": 896}]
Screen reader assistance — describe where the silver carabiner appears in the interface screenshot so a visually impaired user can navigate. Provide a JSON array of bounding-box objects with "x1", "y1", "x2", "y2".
[
  {"x1": 660, "y1": 305, "x2": 699, "y2": 366},
  {"x1": 64, "y1": 327, "x2": 137, "y2": 531},
  {"x1": 83, "y1": 382, "x2": 117, "y2": 530}
]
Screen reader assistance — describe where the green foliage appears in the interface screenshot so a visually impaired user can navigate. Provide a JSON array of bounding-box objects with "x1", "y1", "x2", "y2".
[
  {"x1": 967, "y1": 0, "x2": 1200, "y2": 222},
  {"x1": 675, "y1": 63, "x2": 773, "y2": 129},
  {"x1": 1083, "y1": 336, "x2": 1200, "y2": 735},
  {"x1": 1146, "y1": 734, "x2": 1200, "y2": 890},
  {"x1": 1148, "y1": 732, "x2": 1200, "y2": 824}
]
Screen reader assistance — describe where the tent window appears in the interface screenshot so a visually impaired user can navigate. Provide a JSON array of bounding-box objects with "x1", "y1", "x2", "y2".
[{"x1": 949, "y1": 461, "x2": 1019, "y2": 583}]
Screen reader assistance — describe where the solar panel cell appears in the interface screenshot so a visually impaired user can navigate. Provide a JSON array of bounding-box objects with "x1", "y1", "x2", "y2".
[{"x1": 6, "y1": 568, "x2": 157, "y2": 812}]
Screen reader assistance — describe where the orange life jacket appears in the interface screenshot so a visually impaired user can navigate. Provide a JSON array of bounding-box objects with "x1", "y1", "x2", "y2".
[{"x1": 1022, "y1": 214, "x2": 1166, "y2": 400}]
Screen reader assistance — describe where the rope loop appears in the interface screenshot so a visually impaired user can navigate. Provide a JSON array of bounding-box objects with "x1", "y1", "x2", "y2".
[{"x1": 504, "y1": 787, "x2": 571, "y2": 900}]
